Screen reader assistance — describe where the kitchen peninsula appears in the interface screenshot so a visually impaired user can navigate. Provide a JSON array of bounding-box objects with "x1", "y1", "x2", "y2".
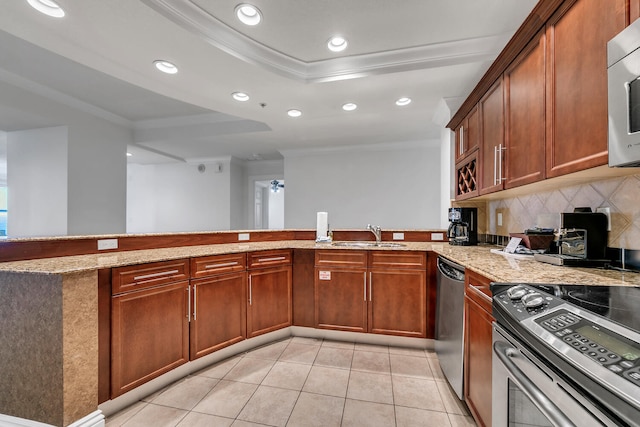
[{"x1": 0, "y1": 229, "x2": 639, "y2": 427}]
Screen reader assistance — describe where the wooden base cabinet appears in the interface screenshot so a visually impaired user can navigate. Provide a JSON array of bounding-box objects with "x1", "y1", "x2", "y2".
[
  {"x1": 189, "y1": 253, "x2": 247, "y2": 359},
  {"x1": 315, "y1": 250, "x2": 427, "y2": 338},
  {"x1": 110, "y1": 260, "x2": 190, "y2": 398},
  {"x1": 247, "y1": 250, "x2": 293, "y2": 338},
  {"x1": 190, "y1": 272, "x2": 247, "y2": 359},
  {"x1": 463, "y1": 270, "x2": 494, "y2": 427}
]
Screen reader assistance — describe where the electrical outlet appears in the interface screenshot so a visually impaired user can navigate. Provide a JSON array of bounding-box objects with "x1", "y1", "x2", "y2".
[
  {"x1": 596, "y1": 207, "x2": 612, "y2": 231},
  {"x1": 496, "y1": 208, "x2": 509, "y2": 236},
  {"x1": 431, "y1": 232, "x2": 444, "y2": 241},
  {"x1": 97, "y1": 239, "x2": 118, "y2": 250},
  {"x1": 238, "y1": 233, "x2": 250, "y2": 241},
  {"x1": 497, "y1": 213, "x2": 503, "y2": 227},
  {"x1": 393, "y1": 232, "x2": 405, "y2": 240}
]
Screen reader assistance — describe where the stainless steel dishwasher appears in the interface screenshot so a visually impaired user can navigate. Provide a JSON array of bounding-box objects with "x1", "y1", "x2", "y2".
[{"x1": 435, "y1": 256, "x2": 466, "y2": 400}]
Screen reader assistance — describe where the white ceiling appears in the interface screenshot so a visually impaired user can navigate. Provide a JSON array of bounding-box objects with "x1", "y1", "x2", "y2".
[{"x1": 0, "y1": 0, "x2": 538, "y2": 164}]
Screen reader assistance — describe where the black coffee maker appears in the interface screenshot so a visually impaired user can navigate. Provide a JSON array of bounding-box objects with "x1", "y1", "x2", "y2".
[{"x1": 447, "y1": 207, "x2": 478, "y2": 246}]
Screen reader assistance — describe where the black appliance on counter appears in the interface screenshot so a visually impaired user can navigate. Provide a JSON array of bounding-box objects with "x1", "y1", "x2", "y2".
[
  {"x1": 491, "y1": 282, "x2": 640, "y2": 426},
  {"x1": 534, "y1": 211, "x2": 610, "y2": 267},
  {"x1": 447, "y1": 207, "x2": 477, "y2": 246}
]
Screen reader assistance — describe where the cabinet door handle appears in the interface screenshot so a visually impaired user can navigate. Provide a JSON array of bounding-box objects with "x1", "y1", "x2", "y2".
[
  {"x1": 193, "y1": 285, "x2": 197, "y2": 320},
  {"x1": 186, "y1": 285, "x2": 191, "y2": 322},
  {"x1": 459, "y1": 126, "x2": 464, "y2": 155},
  {"x1": 204, "y1": 261, "x2": 238, "y2": 269},
  {"x1": 499, "y1": 143, "x2": 505, "y2": 183},
  {"x1": 369, "y1": 272, "x2": 372, "y2": 302},
  {"x1": 494, "y1": 145, "x2": 498, "y2": 185},
  {"x1": 257, "y1": 256, "x2": 286, "y2": 263},
  {"x1": 249, "y1": 274, "x2": 252, "y2": 305},
  {"x1": 363, "y1": 272, "x2": 367, "y2": 301},
  {"x1": 134, "y1": 269, "x2": 179, "y2": 281}
]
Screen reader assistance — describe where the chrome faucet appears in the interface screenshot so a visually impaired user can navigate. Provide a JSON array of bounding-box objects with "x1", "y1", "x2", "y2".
[{"x1": 367, "y1": 224, "x2": 382, "y2": 245}]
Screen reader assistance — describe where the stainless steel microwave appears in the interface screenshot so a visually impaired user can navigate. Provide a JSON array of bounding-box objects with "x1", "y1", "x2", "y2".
[{"x1": 608, "y1": 18, "x2": 640, "y2": 167}]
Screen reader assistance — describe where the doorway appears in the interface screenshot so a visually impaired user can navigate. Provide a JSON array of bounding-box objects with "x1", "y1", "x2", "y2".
[{"x1": 254, "y1": 179, "x2": 284, "y2": 229}]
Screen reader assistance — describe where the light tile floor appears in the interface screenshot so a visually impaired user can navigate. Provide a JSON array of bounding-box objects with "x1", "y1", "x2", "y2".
[{"x1": 106, "y1": 337, "x2": 476, "y2": 427}]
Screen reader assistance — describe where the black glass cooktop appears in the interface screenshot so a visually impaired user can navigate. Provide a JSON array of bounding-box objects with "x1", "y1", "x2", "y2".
[{"x1": 502, "y1": 283, "x2": 640, "y2": 334}]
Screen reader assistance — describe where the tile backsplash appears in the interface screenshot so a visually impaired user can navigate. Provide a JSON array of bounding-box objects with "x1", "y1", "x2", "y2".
[{"x1": 455, "y1": 173, "x2": 640, "y2": 250}]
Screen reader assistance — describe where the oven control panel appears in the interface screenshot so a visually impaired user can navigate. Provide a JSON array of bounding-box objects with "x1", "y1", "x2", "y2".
[
  {"x1": 494, "y1": 284, "x2": 564, "y2": 321},
  {"x1": 536, "y1": 309, "x2": 640, "y2": 386}
]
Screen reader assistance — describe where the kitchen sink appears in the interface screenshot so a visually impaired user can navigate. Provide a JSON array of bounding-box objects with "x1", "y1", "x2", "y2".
[{"x1": 331, "y1": 241, "x2": 406, "y2": 248}]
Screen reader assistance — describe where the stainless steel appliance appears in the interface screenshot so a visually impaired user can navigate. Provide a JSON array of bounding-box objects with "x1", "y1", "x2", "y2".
[
  {"x1": 435, "y1": 256, "x2": 466, "y2": 400},
  {"x1": 607, "y1": 17, "x2": 640, "y2": 167},
  {"x1": 492, "y1": 283, "x2": 640, "y2": 426},
  {"x1": 534, "y1": 212, "x2": 610, "y2": 267},
  {"x1": 447, "y1": 207, "x2": 478, "y2": 246}
]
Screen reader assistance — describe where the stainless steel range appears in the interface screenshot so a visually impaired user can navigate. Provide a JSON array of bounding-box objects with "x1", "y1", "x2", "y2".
[{"x1": 491, "y1": 283, "x2": 640, "y2": 426}]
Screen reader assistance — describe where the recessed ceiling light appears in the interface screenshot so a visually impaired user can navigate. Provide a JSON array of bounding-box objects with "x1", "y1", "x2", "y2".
[
  {"x1": 396, "y1": 97, "x2": 412, "y2": 106},
  {"x1": 235, "y1": 3, "x2": 262, "y2": 26},
  {"x1": 342, "y1": 103, "x2": 357, "y2": 111},
  {"x1": 232, "y1": 92, "x2": 250, "y2": 102},
  {"x1": 126, "y1": 152, "x2": 133, "y2": 157},
  {"x1": 153, "y1": 60, "x2": 178, "y2": 74},
  {"x1": 287, "y1": 109, "x2": 302, "y2": 118},
  {"x1": 327, "y1": 36, "x2": 348, "y2": 52},
  {"x1": 27, "y1": 0, "x2": 65, "y2": 18}
]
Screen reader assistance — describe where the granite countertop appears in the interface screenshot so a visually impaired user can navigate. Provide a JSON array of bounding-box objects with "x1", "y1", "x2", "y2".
[
  {"x1": 431, "y1": 244, "x2": 640, "y2": 287},
  {"x1": 0, "y1": 240, "x2": 638, "y2": 287},
  {"x1": 0, "y1": 240, "x2": 437, "y2": 274}
]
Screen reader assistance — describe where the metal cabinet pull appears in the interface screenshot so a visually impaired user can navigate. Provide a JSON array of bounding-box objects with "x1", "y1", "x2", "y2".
[
  {"x1": 494, "y1": 145, "x2": 498, "y2": 185},
  {"x1": 257, "y1": 256, "x2": 286, "y2": 263},
  {"x1": 369, "y1": 272, "x2": 372, "y2": 302},
  {"x1": 363, "y1": 272, "x2": 367, "y2": 301},
  {"x1": 134, "y1": 269, "x2": 179, "y2": 281},
  {"x1": 459, "y1": 126, "x2": 464, "y2": 155},
  {"x1": 193, "y1": 285, "x2": 197, "y2": 320},
  {"x1": 499, "y1": 143, "x2": 505, "y2": 183},
  {"x1": 187, "y1": 285, "x2": 191, "y2": 322},
  {"x1": 205, "y1": 261, "x2": 238, "y2": 269},
  {"x1": 249, "y1": 275, "x2": 253, "y2": 305}
]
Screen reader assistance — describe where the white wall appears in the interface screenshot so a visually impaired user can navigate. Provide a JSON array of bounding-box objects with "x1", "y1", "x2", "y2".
[
  {"x1": 127, "y1": 160, "x2": 232, "y2": 233},
  {"x1": 7, "y1": 126, "x2": 68, "y2": 237},
  {"x1": 67, "y1": 118, "x2": 129, "y2": 235},
  {"x1": 283, "y1": 141, "x2": 441, "y2": 229},
  {"x1": 433, "y1": 97, "x2": 461, "y2": 229},
  {"x1": 246, "y1": 159, "x2": 285, "y2": 229},
  {"x1": 268, "y1": 183, "x2": 285, "y2": 229},
  {"x1": 229, "y1": 158, "x2": 246, "y2": 230}
]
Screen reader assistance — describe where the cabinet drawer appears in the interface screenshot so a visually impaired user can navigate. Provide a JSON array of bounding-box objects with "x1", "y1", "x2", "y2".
[
  {"x1": 112, "y1": 259, "x2": 190, "y2": 295},
  {"x1": 248, "y1": 250, "x2": 292, "y2": 269},
  {"x1": 191, "y1": 253, "x2": 246, "y2": 278},
  {"x1": 315, "y1": 250, "x2": 368, "y2": 268},
  {"x1": 465, "y1": 270, "x2": 493, "y2": 313},
  {"x1": 369, "y1": 251, "x2": 426, "y2": 269}
]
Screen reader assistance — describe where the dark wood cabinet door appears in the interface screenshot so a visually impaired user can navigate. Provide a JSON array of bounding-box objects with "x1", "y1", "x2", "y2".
[
  {"x1": 463, "y1": 270, "x2": 494, "y2": 427},
  {"x1": 478, "y1": 78, "x2": 505, "y2": 195},
  {"x1": 505, "y1": 30, "x2": 546, "y2": 189},
  {"x1": 546, "y1": 0, "x2": 626, "y2": 177},
  {"x1": 368, "y1": 269, "x2": 426, "y2": 338},
  {"x1": 456, "y1": 107, "x2": 480, "y2": 161},
  {"x1": 315, "y1": 268, "x2": 368, "y2": 333},
  {"x1": 247, "y1": 266, "x2": 292, "y2": 338},
  {"x1": 111, "y1": 281, "x2": 189, "y2": 397},
  {"x1": 464, "y1": 296, "x2": 493, "y2": 427},
  {"x1": 190, "y1": 272, "x2": 246, "y2": 360}
]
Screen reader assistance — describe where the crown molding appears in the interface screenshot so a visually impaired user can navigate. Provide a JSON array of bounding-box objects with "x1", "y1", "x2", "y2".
[
  {"x1": 280, "y1": 139, "x2": 439, "y2": 158},
  {"x1": 142, "y1": 0, "x2": 511, "y2": 83}
]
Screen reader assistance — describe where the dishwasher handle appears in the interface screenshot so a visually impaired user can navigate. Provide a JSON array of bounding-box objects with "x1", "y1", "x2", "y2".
[{"x1": 437, "y1": 257, "x2": 465, "y2": 282}]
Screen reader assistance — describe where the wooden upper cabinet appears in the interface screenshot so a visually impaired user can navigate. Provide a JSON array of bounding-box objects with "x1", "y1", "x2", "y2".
[
  {"x1": 504, "y1": 30, "x2": 546, "y2": 189},
  {"x1": 545, "y1": 0, "x2": 626, "y2": 177},
  {"x1": 632, "y1": 0, "x2": 640, "y2": 23},
  {"x1": 455, "y1": 106, "x2": 479, "y2": 161},
  {"x1": 478, "y1": 78, "x2": 505, "y2": 195}
]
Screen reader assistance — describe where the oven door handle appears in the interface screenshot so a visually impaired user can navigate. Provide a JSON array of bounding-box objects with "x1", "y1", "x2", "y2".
[{"x1": 494, "y1": 341, "x2": 577, "y2": 427}]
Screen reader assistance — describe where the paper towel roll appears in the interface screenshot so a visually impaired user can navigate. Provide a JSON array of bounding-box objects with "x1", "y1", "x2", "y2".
[{"x1": 316, "y1": 212, "x2": 328, "y2": 239}]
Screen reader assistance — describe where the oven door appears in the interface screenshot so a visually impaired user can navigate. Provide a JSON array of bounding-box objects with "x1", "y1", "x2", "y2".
[{"x1": 492, "y1": 324, "x2": 617, "y2": 427}]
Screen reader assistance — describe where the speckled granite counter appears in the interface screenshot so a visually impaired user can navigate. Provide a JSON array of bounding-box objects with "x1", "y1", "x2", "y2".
[
  {"x1": 431, "y1": 244, "x2": 640, "y2": 287},
  {"x1": 0, "y1": 239, "x2": 637, "y2": 286},
  {"x1": 0, "y1": 240, "x2": 438, "y2": 274}
]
